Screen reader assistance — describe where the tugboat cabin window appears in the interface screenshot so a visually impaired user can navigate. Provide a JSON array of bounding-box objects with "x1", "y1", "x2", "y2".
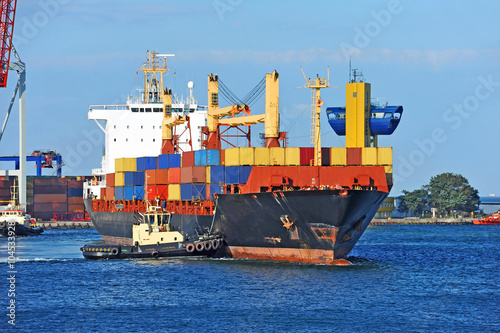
[
  {"x1": 140, "y1": 108, "x2": 144, "y2": 112},
  {"x1": 148, "y1": 215, "x2": 155, "y2": 224}
]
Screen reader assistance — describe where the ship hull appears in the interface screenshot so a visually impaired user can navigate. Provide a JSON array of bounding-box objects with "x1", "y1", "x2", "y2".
[{"x1": 211, "y1": 189, "x2": 387, "y2": 264}]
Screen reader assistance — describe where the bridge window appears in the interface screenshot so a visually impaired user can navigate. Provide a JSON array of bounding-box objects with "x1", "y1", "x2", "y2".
[
  {"x1": 131, "y1": 108, "x2": 139, "y2": 112},
  {"x1": 146, "y1": 108, "x2": 152, "y2": 112},
  {"x1": 393, "y1": 112, "x2": 401, "y2": 119},
  {"x1": 140, "y1": 108, "x2": 144, "y2": 112},
  {"x1": 384, "y1": 112, "x2": 392, "y2": 119},
  {"x1": 153, "y1": 108, "x2": 162, "y2": 112}
]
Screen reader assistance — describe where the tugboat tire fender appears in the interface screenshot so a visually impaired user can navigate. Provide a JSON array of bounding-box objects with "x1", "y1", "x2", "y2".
[
  {"x1": 152, "y1": 251, "x2": 159, "y2": 258},
  {"x1": 0, "y1": 222, "x2": 5, "y2": 228},
  {"x1": 211, "y1": 239, "x2": 219, "y2": 250},
  {"x1": 186, "y1": 243, "x2": 195, "y2": 253},
  {"x1": 204, "y1": 241, "x2": 212, "y2": 251},
  {"x1": 195, "y1": 242, "x2": 204, "y2": 252},
  {"x1": 111, "y1": 248, "x2": 119, "y2": 256}
]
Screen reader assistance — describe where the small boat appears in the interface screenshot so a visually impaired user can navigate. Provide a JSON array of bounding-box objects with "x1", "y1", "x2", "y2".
[
  {"x1": 81, "y1": 205, "x2": 223, "y2": 259},
  {"x1": 0, "y1": 181, "x2": 43, "y2": 237},
  {"x1": 473, "y1": 212, "x2": 500, "y2": 225}
]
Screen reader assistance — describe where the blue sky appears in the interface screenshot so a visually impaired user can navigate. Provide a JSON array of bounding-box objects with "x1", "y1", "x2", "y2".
[{"x1": 0, "y1": 0, "x2": 499, "y2": 197}]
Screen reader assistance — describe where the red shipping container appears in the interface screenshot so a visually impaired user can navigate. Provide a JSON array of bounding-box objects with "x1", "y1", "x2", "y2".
[
  {"x1": 100, "y1": 187, "x2": 106, "y2": 199},
  {"x1": 145, "y1": 185, "x2": 168, "y2": 200},
  {"x1": 34, "y1": 193, "x2": 67, "y2": 203},
  {"x1": 106, "y1": 173, "x2": 115, "y2": 187},
  {"x1": 105, "y1": 187, "x2": 115, "y2": 200},
  {"x1": 155, "y1": 169, "x2": 169, "y2": 184},
  {"x1": 68, "y1": 197, "x2": 84, "y2": 205},
  {"x1": 300, "y1": 147, "x2": 315, "y2": 166},
  {"x1": 34, "y1": 185, "x2": 67, "y2": 194},
  {"x1": 145, "y1": 170, "x2": 156, "y2": 185},
  {"x1": 34, "y1": 178, "x2": 67, "y2": 186},
  {"x1": 220, "y1": 149, "x2": 225, "y2": 166},
  {"x1": 168, "y1": 168, "x2": 181, "y2": 183},
  {"x1": 180, "y1": 166, "x2": 206, "y2": 184},
  {"x1": 346, "y1": 148, "x2": 362, "y2": 166},
  {"x1": 182, "y1": 151, "x2": 195, "y2": 167},
  {"x1": 34, "y1": 202, "x2": 68, "y2": 212},
  {"x1": 68, "y1": 180, "x2": 84, "y2": 188}
]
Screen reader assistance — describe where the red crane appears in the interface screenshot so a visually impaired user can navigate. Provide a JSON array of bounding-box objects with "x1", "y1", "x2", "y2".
[{"x1": 0, "y1": 0, "x2": 17, "y2": 88}]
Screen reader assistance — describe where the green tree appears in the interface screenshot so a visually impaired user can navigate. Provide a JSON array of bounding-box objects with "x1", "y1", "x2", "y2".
[
  {"x1": 423, "y1": 173, "x2": 480, "y2": 216},
  {"x1": 401, "y1": 189, "x2": 430, "y2": 215}
]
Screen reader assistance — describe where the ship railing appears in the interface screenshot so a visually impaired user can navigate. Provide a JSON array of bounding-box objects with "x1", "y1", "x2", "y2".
[{"x1": 89, "y1": 105, "x2": 129, "y2": 111}]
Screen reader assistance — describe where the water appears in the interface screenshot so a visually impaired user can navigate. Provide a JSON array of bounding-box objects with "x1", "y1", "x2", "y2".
[{"x1": 1, "y1": 225, "x2": 499, "y2": 333}]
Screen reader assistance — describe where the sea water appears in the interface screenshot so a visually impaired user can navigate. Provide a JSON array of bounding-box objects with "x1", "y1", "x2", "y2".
[{"x1": 0, "y1": 225, "x2": 498, "y2": 332}]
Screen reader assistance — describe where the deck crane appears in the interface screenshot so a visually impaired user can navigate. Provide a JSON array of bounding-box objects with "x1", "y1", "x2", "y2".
[{"x1": 0, "y1": 0, "x2": 27, "y2": 208}]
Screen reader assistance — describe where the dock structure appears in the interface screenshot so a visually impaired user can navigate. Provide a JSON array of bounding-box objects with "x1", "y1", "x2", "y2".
[{"x1": 371, "y1": 218, "x2": 474, "y2": 225}]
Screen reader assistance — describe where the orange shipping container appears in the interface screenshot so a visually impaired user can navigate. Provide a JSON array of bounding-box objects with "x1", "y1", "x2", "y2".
[
  {"x1": 34, "y1": 194, "x2": 67, "y2": 203},
  {"x1": 180, "y1": 166, "x2": 206, "y2": 184},
  {"x1": 168, "y1": 168, "x2": 181, "y2": 183},
  {"x1": 68, "y1": 204, "x2": 85, "y2": 212},
  {"x1": 105, "y1": 187, "x2": 115, "y2": 200},
  {"x1": 106, "y1": 174, "x2": 115, "y2": 187},
  {"x1": 68, "y1": 197, "x2": 84, "y2": 205},
  {"x1": 145, "y1": 170, "x2": 156, "y2": 185},
  {"x1": 155, "y1": 169, "x2": 169, "y2": 184}
]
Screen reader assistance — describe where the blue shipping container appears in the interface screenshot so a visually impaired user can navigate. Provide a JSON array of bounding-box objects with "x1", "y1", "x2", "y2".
[
  {"x1": 124, "y1": 172, "x2": 135, "y2": 186},
  {"x1": 194, "y1": 150, "x2": 207, "y2": 166},
  {"x1": 180, "y1": 184, "x2": 206, "y2": 201},
  {"x1": 210, "y1": 183, "x2": 223, "y2": 199},
  {"x1": 225, "y1": 166, "x2": 240, "y2": 185},
  {"x1": 68, "y1": 188, "x2": 83, "y2": 197},
  {"x1": 133, "y1": 171, "x2": 145, "y2": 186},
  {"x1": 115, "y1": 187, "x2": 124, "y2": 200},
  {"x1": 169, "y1": 154, "x2": 181, "y2": 168},
  {"x1": 133, "y1": 186, "x2": 144, "y2": 200},
  {"x1": 239, "y1": 166, "x2": 252, "y2": 184},
  {"x1": 158, "y1": 154, "x2": 169, "y2": 169},
  {"x1": 210, "y1": 165, "x2": 225, "y2": 183},
  {"x1": 123, "y1": 186, "x2": 134, "y2": 200},
  {"x1": 145, "y1": 157, "x2": 158, "y2": 170},
  {"x1": 206, "y1": 150, "x2": 220, "y2": 166},
  {"x1": 136, "y1": 157, "x2": 147, "y2": 171}
]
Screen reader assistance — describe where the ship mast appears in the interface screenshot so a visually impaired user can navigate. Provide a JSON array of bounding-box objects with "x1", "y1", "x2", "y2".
[{"x1": 299, "y1": 67, "x2": 332, "y2": 166}]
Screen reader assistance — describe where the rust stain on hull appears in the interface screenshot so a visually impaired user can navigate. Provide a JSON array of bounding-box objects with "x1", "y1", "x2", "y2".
[{"x1": 228, "y1": 246, "x2": 351, "y2": 266}]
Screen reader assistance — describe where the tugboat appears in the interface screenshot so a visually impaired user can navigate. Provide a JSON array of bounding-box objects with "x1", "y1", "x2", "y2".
[
  {"x1": 473, "y1": 211, "x2": 500, "y2": 225},
  {"x1": 81, "y1": 204, "x2": 223, "y2": 259},
  {"x1": 0, "y1": 180, "x2": 43, "y2": 237}
]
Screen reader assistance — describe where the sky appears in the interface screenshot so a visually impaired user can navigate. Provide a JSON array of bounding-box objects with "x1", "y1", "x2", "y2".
[{"x1": 0, "y1": 0, "x2": 499, "y2": 197}]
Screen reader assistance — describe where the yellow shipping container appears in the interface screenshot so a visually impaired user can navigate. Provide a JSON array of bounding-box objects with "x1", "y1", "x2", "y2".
[
  {"x1": 377, "y1": 147, "x2": 393, "y2": 165},
  {"x1": 167, "y1": 184, "x2": 181, "y2": 201},
  {"x1": 384, "y1": 165, "x2": 393, "y2": 173},
  {"x1": 362, "y1": 147, "x2": 378, "y2": 165},
  {"x1": 254, "y1": 147, "x2": 270, "y2": 166},
  {"x1": 206, "y1": 166, "x2": 211, "y2": 183},
  {"x1": 239, "y1": 147, "x2": 255, "y2": 165},
  {"x1": 225, "y1": 148, "x2": 240, "y2": 166},
  {"x1": 330, "y1": 147, "x2": 347, "y2": 166},
  {"x1": 115, "y1": 172, "x2": 125, "y2": 187},
  {"x1": 269, "y1": 147, "x2": 285, "y2": 165},
  {"x1": 285, "y1": 147, "x2": 300, "y2": 166},
  {"x1": 115, "y1": 157, "x2": 137, "y2": 172},
  {"x1": 115, "y1": 158, "x2": 124, "y2": 172}
]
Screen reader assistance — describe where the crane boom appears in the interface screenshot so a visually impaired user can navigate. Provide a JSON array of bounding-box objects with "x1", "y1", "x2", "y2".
[{"x1": 0, "y1": 0, "x2": 17, "y2": 88}]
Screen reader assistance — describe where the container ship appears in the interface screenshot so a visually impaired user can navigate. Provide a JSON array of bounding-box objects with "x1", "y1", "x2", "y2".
[{"x1": 84, "y1": 51, "x2": 402, "y2": 265}]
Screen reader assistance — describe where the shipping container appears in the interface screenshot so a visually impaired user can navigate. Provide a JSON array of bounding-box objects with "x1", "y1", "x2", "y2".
[
  {"x1": 220, "y1": 149, "x2": 225, "y2": 166},
  {"x1": 136, "y1": 157, "x2": 147, "y2": 171},
  {"x1": 145, "y1": 156, "x2": 158, "y2": 170},
  {"x1": 384, "y1": 165, "x2": 393, "y2": 173},
  {"x1": 68, "y1": 204, "x2": 85, "y2": 212},
  {"x1": 168, "y1": 168, "x2": 181, "y2": 183},
  {"x1": 206, "y1": 166, "x2": 211, "y2": 183},
  {"x1": 133, "y1": 186, "x2": 144, "y2": 200},
  {"x1": 346, "y1": 147, "x2": 362, "y2": 166},
  {"x1": 106, "y1": 173, "x2": 115, "y2": 187},
  {"x1": 180, "y1": 184, "x2": 206, "y2": 201},
  {"x1": 182, "y1": 151, "x2": 195, "y2": 167},
  {"x1": 239, "y1": 166, "x2": 252, "y2": 184},
  {"x1": 100, "y1": 187, "x2": 106, "y2": 200},
  {"x1": 115, "y1": 187, "x2": 124, "y2": 201},
  {"x1": 167, "y1": 184, "x2": 181, "y2": 201},
  {"x1": 210, "y1": 183, "x2": 223, "y2": 199},
  {"x1": 33, "y1": 177, "x2": 67, "y2": 186},
  {"x1": 68, "y1": 180, "x2": 83, "y2": 189},
  {"x1": 145, "y1": 185, "x2": 168, "y2": 200},
  {"x1": 68, "y1": 188, "x2": 83, "y2": 197},
  {"x1": 34, "y1": 194, "x2": 67, "y2": 203},
  {"x1": 206, "y1": 149, "x2": 220, "y2": 166},
  {"x1": 270, "y1": 147, "x2": 285, "y2": 166},
  {"x1": 322, "y1": 147, "x2": 331, "y2": 166},
  {"x1": 180, "y1": 166, "x2": 206, "y2": 184},
  {"x1": 124, "y1": 172, "x2": 134, "y2": 186},
  {"x1": 155, "y1": 169, "x2": 169, "y2": 185},
  {"x1": 195, "y1": 150, "x2": 207, "y2": 166},
  {"x1": 168, "y1": 154, "x2": 182, "y2": 168},
  {"x1": 225, "y1": 148, "x2": 239, "y2": 166},
  {"x1": 145, "y1": 169, "x2": 156, "y2": 185},
  {"x1": 34, "y1": 202, "x2": 68, "y2": 212},
  {"x1": 377, "y1": 147, "x2": 393, "y2": 165},
  {"x1": 158, "y1": 154, "x2": 169, "y2": 169},
  {"x1": 0, "y1": 188, "x2": 10, "y2": 196},
  {"x1": 33, "y1": 185, "x2": 67, "y2": 195},
  {"x1": 300, "y1": 147, "x2": 314, "y2": 166},
  {"x1": 115, "y1": 157, "x2": 136, "y2": 172},
  {"x1": 133, "y1": 171, "x2": 145, "y2": 185},
  {"x1": 210, "y1": 165, "x2": 225, "y2": 184},
  {"x1": 68, "y1": 196, "x2": 84, "y2": 205},
  {"x1": 225, "y1": 166, "x2": 240, "y2": 184},
  {"x1": 254, "y1": 147, "x2": 270, "y2": 166},
  {"x1": 362, "y1": 147, "x2": 378, "y2": 166},
  {"x1": 123, "y1": 186, "x2": 135, "y2": 200},
  {"x1": 115, "y1": 172, "x2": 125, "y2": 187},
  {"x1": 330, "y1": 147, "x2": 346, "y2": 166},
  {"x1": 239, "y1": 147, "x2": 255, "y2": 165},
  {"x1": 0, "y1": 180, "x2": 14, "y2": 189},
  {"x1": 105, "y1": 187, "x2": 115, "y2": 200},
  {"x1": 285, "y1": 147, "x2": 300, "y2": 166}
]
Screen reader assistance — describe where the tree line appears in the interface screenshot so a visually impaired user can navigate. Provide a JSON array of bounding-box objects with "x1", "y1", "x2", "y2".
[{"x1": 398, "y1": 173, "x2": 480, "y2": 217}]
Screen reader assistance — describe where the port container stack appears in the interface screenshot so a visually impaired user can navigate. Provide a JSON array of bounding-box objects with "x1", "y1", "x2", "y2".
[
  {"x1": 0, "y1": 176, "x2": 14, "y2": 205},
  {"x1": 67, "y1": 180, "x2": 84, "y2": 212}
]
